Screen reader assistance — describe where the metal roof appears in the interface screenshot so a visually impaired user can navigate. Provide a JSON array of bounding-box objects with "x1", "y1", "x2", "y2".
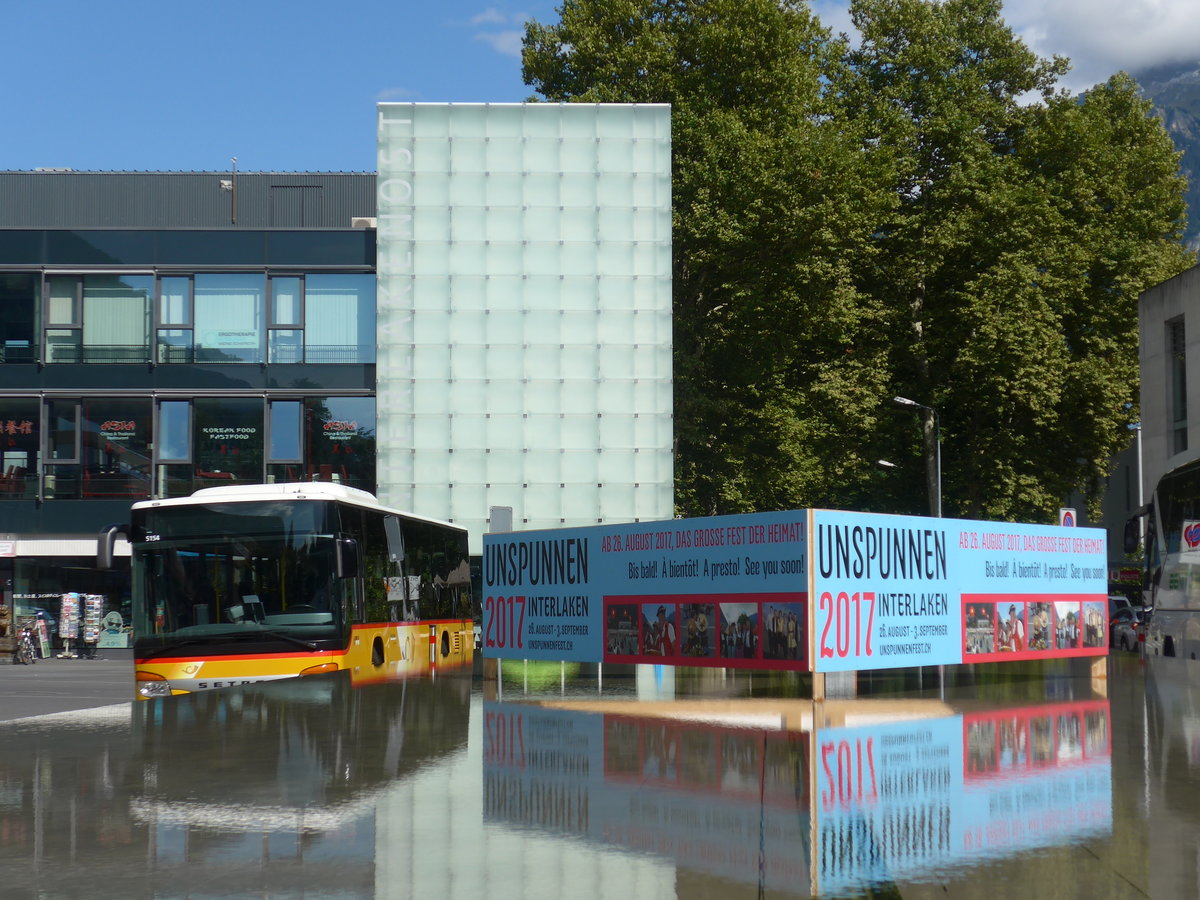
[{"x1": 0, "y1": 171, "x2": 377, "y2": 229}]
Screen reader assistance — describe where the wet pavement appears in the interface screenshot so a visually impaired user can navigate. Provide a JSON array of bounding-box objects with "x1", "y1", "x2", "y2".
[
  {"x1": 0, "y1": 654, "x2": 132, "y2": 721},
  {"x1": 0, "y1": 652, "x2": 1180, "y2": 898}
]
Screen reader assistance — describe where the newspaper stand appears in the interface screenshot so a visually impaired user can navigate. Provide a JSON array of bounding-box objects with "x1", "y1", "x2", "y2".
[
  {"x1": 58, "y1": 592, "x2": 80, "y2": 658},
  {"x1": 81, "y1": 594, "x2": 103, "y2": 659}
]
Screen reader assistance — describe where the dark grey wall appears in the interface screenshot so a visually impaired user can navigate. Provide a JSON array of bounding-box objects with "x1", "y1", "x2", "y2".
[{"x1": 0, "y1": 172, "x2": 377, "y2": 228}]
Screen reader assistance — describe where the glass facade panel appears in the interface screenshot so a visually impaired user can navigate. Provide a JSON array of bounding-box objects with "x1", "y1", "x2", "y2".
[
  {"x1": 271, "y1": 277, "x2": 302, "y2": 325},
  {"x1": 45, "y1": 329, "x2": 80, "y2": 362},
  {"x1": 46, "y1": 231, "x2": 156, "y2": 265},
  {"x1": 160, "y1": 277, "x2": 191, "y2": 325},
  {"x1": 156, "y1": 329, "x2": 194, "y2": 363},
  {"x1": 82, "y1": 274, "x2": 152, "y2": 363},
  {"x1": 377, "y1": 103, "x2": 672, "y2": 549},
  {"x1": 194, "y1": 398, "x2": 264, "y2": 488},
  {"x1": 304, "y1": 396, "x2": 375, "y2": 493},
  {"x1": 268, "y1": 329, "x2": 303, "y2": 363},
  {"x1": 194, "y1": 274, "x2": 264, "y2": 363},
  {"x1": 47, "y1": 400, "x2": 78, "y2": 461},
  {"x1": 0, "y1": 398, "x2": 38, "y2": 498},
  {"x1": 158, "y1": 401, "x2": 191, "y2": 461},
  {"x1": 305, "y1": 274, "x2": 376, "y2": 364},
  {"x1": 81, "y1": 398, "x2": 152, "y2": 498},
  {"x1": 155, "y1": 462, "x2": 192, "y2": 499},
  {"x1": 0, "y1": 274, "x2": 38, "y2": 363},
  {"x1": 269, "y1": 401, "x2": 302, "y2": 461},
  {"x1": 47, "y1": 277, "x2": 79, "y2": 325}
]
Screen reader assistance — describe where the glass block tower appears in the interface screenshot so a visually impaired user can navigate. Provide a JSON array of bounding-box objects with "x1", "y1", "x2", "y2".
[{"x1": 376, "y1": 103, "x2": 673, "y2": 553}]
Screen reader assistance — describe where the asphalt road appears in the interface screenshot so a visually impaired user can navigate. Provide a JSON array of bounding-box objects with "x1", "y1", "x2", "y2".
[{"x1": 0, "y1": 654, "x2": 134, "y2": 721}]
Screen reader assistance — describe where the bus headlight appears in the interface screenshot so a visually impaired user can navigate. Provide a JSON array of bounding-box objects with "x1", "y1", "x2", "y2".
[
  {"x1": 299, "y1": 662, "x2": 340, "y2": 676},
  {"x1": 136, "y1": 671, "x2": 173, "y2": 699}
]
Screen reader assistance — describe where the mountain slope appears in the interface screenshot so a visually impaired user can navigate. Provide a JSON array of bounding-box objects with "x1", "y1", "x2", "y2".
[{"x1": 1132, "y1": 61, "x2": 1200, "y2": 251}]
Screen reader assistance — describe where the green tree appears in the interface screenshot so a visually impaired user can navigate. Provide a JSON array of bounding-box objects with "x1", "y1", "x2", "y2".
[
  {"x1": 524, "y1": 0, "x2": 1194, "y2": 522},
  {"x1": 840, "y1": 0, "x2": 1193, "y2": 520},
  {"x1": 525, "y1": 0, "x2": 896, "y2": 516}
]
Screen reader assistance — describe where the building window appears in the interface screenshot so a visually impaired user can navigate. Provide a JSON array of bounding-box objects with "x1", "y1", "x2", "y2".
[
  {"x1": 1170, "y1": 317, "x2": 1187, "y2": 455},
  {"x1": 28, "y1": 271, "x2": 371, "y2": 365},
  {"x1": 83, "y1": 275, "x2": 153, "y2": 362},
  {"x1": 157, "y1": 276, "x2": 194, "y2": 363},
  {"x1": 0, "y1": 398, "x2": 38, "y2": 498},
  {"x1": 155, "y1": 400, "x2": 192, "y2": 498},
  {"x1": 45, "y1": 276, "x2": 81, "y2": 363},
  {"x1": 305, "y1": 274, "x2": 375, "y2": 364},
  {"x1": 194, "y1": 398, "x2": 264, "y2": 488},
  {"x1": 194, "y1": 274, "x2": 265, "y2": 363},
  {"x1": 43, "y1": 275, "x2": 153, "y2": 363},
  {"x1": 268, "y1": 401, "x2": 303, "y2": 480},
  {"x1": 303, "y1": 396, "x2": 375, "y2": 492},
  {"x1": 44, "y1": 399, "x2": 80, "y2": 498},
  {"x1": 0, "y1": 275, "x2": 38, "y2": 363},
  {"x1": 81, "y1": 398, "x2": 152, "y2": 498}
]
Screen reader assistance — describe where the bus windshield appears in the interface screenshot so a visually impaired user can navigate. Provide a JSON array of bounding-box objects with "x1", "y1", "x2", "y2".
[{"x1": 132, "y1": 500, "x2": 346, "y2": 647}]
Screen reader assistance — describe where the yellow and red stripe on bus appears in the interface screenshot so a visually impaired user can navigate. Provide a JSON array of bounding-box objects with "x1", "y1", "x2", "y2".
[{"x1": 134, "y1": 619, "x2": 476, "y2": 698}]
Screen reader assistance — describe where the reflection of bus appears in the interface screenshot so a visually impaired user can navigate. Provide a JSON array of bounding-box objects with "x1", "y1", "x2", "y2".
[
  {"x1": 99, "y1": 482, "x2": 477, "y2": 699},
  {"x1": 1125, "y1": 457, "x2": 1200, "y2": 658}
]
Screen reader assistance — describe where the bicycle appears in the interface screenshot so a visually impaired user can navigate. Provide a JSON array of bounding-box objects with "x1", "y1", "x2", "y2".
[{"x1": 14, "y1": 626, "x2": 36, "y2": 666}]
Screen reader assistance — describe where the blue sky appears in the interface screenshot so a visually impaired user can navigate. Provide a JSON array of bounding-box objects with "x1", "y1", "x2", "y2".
[{"x1": 2, "y1": 0, "x2": 1196, "y2": 174}]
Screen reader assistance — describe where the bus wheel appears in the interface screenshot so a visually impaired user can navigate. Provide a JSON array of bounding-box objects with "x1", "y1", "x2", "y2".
[
  {"x1": 441, "y1": 630, "x2": 450, "y2": 657},
  {"x1": 372, "y1": 636, "x2": 385, "y2": 667}
]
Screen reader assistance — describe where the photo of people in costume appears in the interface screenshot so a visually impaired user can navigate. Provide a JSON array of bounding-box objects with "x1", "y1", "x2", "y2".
[
  {"x1": 1054, "y1": 601, "x2": 1080, "y2": 650},
  {"x1": 641, "y1": 603, "x2": 677, "y2": 656},
  {"x1": 762, "y1": 602, "x2": 804, "y2": 662},
  {"x1": 680, "y1": 603, "x2": 716, "y2": 658},
  {"x1": 1027, "y1": 602, "x2": 1053, "y2": 651},
  {"x1": 1082, "y1": 601, "x2": 1106, "y2": 648},
  {"x1": 998, "y1": 603, "x2": 1027, "y2": 652},
  {"x1": 719, "y1": 602, "x2": 759, "y2": 660}
]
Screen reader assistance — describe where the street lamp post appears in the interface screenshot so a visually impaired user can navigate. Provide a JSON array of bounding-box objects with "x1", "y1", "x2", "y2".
[{"x1": 894, "y1": 395, "x2": 941, "y2": 517}]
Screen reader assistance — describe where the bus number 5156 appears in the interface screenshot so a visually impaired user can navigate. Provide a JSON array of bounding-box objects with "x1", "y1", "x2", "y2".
[{"x1": 485, "y1": 595, "x2": 525, "y2": 650}]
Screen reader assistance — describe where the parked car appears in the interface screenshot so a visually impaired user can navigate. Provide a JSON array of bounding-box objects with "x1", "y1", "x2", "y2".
[{"x1": 1110, "y1": 605, "x2": 1146, "y2": 652}]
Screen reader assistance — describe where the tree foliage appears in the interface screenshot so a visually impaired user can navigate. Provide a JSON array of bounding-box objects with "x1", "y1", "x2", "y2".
[{"x1": 523, "y1": 0, "x2": 1194, "y2": 522}]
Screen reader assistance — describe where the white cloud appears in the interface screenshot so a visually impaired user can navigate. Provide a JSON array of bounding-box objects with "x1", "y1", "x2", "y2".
[
  {"x1": 475, "y1": 29, "x2": 525, "y2": 58},
  {"x1": 812, "y1": 1, "x2": 1200, "y2": 95},
  {"x1": 1003, "y1": 0, "x2": 1200, "y2": 91},
  {"x1": 470, "y1": 7, "x2": 510, "y2": 26}
]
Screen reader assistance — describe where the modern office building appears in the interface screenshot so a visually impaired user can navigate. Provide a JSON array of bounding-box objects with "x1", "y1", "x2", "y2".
[
  {"x1": 0, "y1": 101, "x2": 675, "y2": 623},
  {"x1": 0, "y1": 171, "x2": 380, "y2": 621},
  {"x1": 1139, "y1": 264, "x2": 1200, "y2": 494}
]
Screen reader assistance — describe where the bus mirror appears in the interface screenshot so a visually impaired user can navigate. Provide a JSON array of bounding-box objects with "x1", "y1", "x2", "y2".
[
  {"x1": 1122, "y1": 517, "x2": 1141, "y2": 555},
  {"x1": 97, "y1": 524, "x2": 127, "y2": 570},
  {"x1": 336, "y1": 537, "x2": 360, "y2": 579},
  {"x1": 384, "y1": 515, "x2": 405, "y2": 563}
]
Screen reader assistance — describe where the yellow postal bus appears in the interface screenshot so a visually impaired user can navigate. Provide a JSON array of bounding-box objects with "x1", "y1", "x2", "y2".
[{"x1": 100, "y1": 482, "x2": 476, "y2": 699}]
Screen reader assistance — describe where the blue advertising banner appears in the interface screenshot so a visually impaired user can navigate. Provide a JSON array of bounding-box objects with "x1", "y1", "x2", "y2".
[
  {"x1": 483, "y1": 508, "x2": 1107, "y2": 673},
  {"x1": 482, "y1": 511, "x2": 809, "y2": 668},
  {"x1": 811, "y1": 510, "x2": 1108, "y2": 672}
]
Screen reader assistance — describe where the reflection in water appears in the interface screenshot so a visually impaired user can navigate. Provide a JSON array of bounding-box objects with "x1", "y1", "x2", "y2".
[
  {"x1": 1145, "y1": 657, "x2": 1200, "y2": 897},
  {"x1": 485, "y1": 692, "x2": 1113, "y2": 897},
  {"x1": 0, "y1": 663, "x2": 1140, "y2": 899},
  {"x1": 0, "y1": 672, "x2": 471, "y2": 898}
]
